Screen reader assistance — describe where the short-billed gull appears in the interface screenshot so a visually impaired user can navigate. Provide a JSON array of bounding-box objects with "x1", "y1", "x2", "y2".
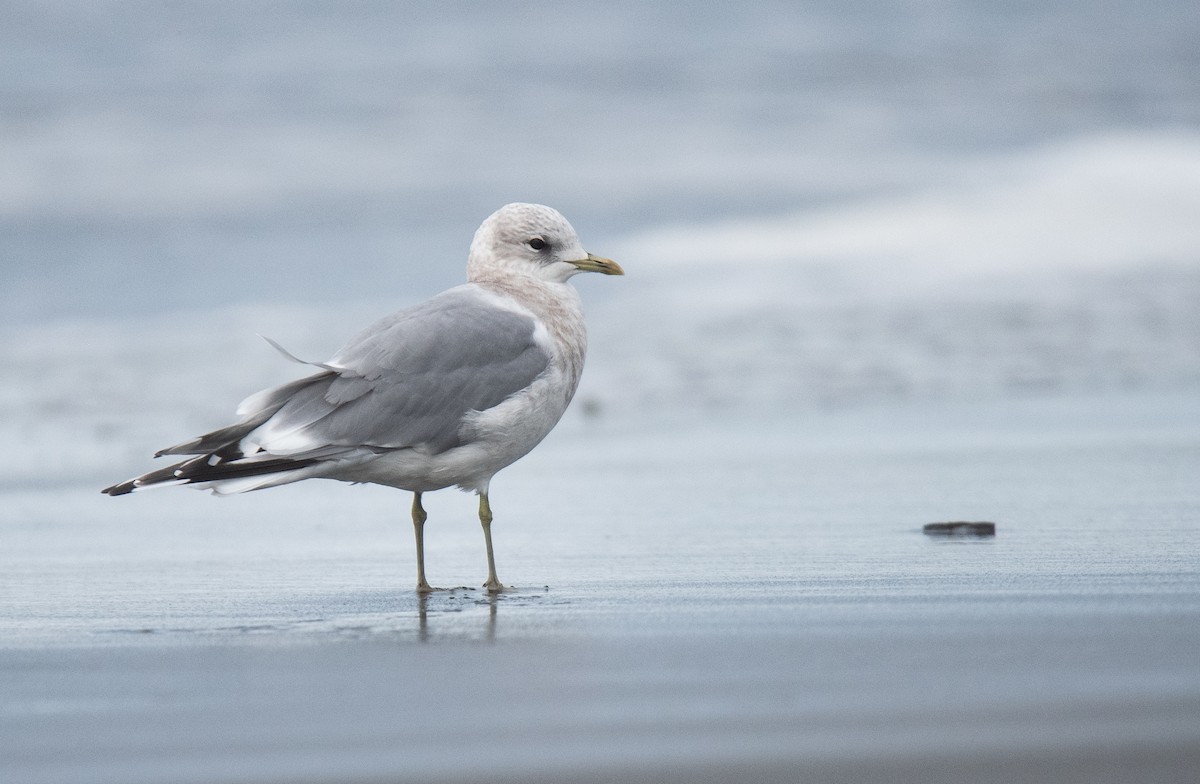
[{"x1": 103, "y1": 203, "x2": 623, "y2": 593}]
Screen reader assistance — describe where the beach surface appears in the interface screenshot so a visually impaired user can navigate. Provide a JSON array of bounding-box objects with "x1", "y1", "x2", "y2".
[{"x1": 4, "y1": 393, "x2": 1199, "y2": 783}]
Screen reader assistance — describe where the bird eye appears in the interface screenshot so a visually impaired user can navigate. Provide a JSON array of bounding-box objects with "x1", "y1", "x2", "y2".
[{"x1": 527, "y1": 237, "x2": 548, "y2": 251}]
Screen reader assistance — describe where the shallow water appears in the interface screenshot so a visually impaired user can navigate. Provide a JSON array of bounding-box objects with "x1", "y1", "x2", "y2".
[{"x1": 3, "y1": 393, "x2": 1198, "y2": 783}]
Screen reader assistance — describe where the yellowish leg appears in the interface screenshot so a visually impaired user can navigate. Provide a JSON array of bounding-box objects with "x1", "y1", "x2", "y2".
[
  {"x1": 479, "y1": 492, "x2": 506, "y2": 592},
  {"x1": 412, "y1": 492, "x2": 434, "y2": 594}
]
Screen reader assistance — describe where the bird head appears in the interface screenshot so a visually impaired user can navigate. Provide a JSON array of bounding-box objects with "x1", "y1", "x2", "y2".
[{"x1": 468, "y1": 203, "x2": 624, "y2": 284}]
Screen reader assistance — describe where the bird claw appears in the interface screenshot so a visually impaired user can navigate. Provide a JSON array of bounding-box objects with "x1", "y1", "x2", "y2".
[{"x1": 483, "y1": 579, "x2": 512, "y2": 594}]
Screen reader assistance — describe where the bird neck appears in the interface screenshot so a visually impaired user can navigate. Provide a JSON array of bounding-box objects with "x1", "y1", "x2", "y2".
[{"x1": 472, "y1": 273, "x2": 587, "y2": 382}]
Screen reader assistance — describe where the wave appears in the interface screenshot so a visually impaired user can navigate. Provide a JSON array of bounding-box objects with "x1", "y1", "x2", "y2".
[
  {"x1": 582, "y1": 133, "x2": 1200, "y2": 411},
  {"x1": 617, "y1": 131, "x2": 1200, "y2": 284}
]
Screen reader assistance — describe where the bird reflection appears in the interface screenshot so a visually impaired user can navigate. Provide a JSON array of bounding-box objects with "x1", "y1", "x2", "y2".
[{"x1": 415, "y1": 589, "x2": 500, "y2": 642}]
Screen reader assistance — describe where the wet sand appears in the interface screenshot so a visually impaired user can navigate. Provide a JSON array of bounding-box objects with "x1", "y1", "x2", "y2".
[
  {"x1": 6, "y1": 617, "x2": 1199, "y2": 784},
  {"x1": 3, "y1": 392, "x2": 1199, "y2": 783}
]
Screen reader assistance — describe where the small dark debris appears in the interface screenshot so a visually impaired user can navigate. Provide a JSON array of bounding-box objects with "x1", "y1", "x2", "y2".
[{"x1": 923, "y1": 521, "x2": 996, "y2": 537}]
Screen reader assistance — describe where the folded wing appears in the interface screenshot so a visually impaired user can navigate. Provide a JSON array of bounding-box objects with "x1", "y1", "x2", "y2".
[{"x1": 103, "y1": 286, "x2": 552, "y2": 495}]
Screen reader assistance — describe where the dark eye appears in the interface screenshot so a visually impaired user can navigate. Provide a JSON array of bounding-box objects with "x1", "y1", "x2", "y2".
[{"x1": 527, "y1": 237, "x2": 548, "y2": 251}]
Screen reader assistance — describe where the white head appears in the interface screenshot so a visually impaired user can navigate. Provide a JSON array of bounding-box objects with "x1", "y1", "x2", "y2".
[{"x1": 467, "y1": 203, "x2": 623, "y2": 284}]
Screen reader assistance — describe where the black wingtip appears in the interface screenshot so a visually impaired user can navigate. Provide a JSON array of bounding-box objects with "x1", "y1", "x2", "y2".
[
  {"x1": 155, "y1": 439, "x2": 197, "y2": 458},
  {"x1": 101, "y1": 480, "x2": 136, "y2": 496}
]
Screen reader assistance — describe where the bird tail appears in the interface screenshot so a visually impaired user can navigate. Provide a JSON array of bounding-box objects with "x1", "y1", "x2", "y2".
[{"x1": 103, "y1": 367, "x2": 337, "y2": 497}]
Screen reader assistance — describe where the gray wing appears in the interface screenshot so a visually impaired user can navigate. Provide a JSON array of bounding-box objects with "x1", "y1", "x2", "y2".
[{"x1": 245, "y1": 285, "x2": 551, "y2": 456}]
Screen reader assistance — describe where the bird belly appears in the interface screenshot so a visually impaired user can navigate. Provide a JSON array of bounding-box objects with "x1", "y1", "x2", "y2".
[{"x1": 328, "y1": 369, "x2": 577, "y2": 494}]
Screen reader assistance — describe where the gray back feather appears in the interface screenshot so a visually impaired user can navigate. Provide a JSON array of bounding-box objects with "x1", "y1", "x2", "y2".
[{"x1": 249, "y1": 286, "x2": 551, "y2": 455}]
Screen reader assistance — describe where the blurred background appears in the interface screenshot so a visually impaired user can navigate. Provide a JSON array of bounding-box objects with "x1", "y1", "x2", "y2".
[
  {"x1": 9, "y1": 0, "x2": 1200, "y2": 444},
  {"x1": 4, "y1": 1, "x2": 1199, "y2": 479}
]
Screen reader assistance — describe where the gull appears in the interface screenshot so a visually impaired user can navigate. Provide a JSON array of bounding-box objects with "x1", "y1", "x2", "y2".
[{"x1": 103, "y1": 203, "x2": 623, "y2": 593}]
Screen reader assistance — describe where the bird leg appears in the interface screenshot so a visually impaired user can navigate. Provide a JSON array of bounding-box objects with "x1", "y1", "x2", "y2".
[
  {"x1": 412, "y1": 492, "x2": 435, "y2": 593},
  {"x1": 478, "y1": 492, "x2": 507, "y2": 592}
]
